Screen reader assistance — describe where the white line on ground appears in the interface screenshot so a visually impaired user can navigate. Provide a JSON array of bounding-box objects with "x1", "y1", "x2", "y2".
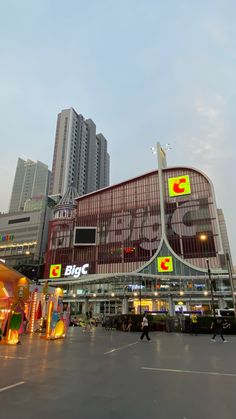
[
  {"x1": 141, "y1": 367, "x2": 236, "y2": 377},
  {"x1": 0, "y1": 381, "x2": 25, "y2": 393},
  {"x1": 104, "y1": 341, "x2": 139, "y2": 354},
  {"x1": 0, "y1": 355, "x2": 27, "y2": 360}
]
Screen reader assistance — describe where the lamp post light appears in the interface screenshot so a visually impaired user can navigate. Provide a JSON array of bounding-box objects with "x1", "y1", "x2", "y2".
[
  {"x1": 199, "y1": 234, "x2": 216, "y2": 319},
  {"x1": 206, "y1": 259, "x2": 216, "y2": 319},
  {"x1": 139, "y1": 278, "x2": 142, "y2": 315},
  {"x1": 199, "y1": 233, "x2": 207, "y2": 242},
  {"x1": 225, "y1": 252, "x2": 236, "y2": 318}
]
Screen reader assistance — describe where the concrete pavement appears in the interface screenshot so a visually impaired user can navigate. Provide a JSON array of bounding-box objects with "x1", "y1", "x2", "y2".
[{"x1": 0, "y1": 327, "x2": 236, "y2": 419}]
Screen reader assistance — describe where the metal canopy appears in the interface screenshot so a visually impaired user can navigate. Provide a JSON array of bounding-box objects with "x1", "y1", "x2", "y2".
[{"x1": 39, "y1": 270, "x2": 234, "y2": 287}]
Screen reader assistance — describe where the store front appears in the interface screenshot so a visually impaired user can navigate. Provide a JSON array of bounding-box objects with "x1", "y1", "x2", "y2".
[{"x1": 40, "y1": 270, "x2": 234, "y2": 318}]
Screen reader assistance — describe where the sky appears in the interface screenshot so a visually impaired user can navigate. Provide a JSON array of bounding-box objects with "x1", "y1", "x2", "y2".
[{"x1": 0, "y1": 0, "x2": 236, "y2": 262}]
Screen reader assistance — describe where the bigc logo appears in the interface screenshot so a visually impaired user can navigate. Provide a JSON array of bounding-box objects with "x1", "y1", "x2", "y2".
[
  {"x1": 64, "y1": 264, "x2": 89, "y2": 278},
  {"x1": 49, "y1": 264, "x2": 62, "y2": 278},
  {"x1": 157, "y1": 256, "x2": 173, "y2": 272},
  {"x1": 168, "y1": 175, "x2": 191, "y2": 197}
]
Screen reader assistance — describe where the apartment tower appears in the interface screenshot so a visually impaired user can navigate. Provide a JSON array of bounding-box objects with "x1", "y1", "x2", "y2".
[
  {"x1": 49, "y1": 108, "x2": 110, "y2": 197},
  {"x1": 9, "y1": 158, "x2": 51, "y2": 213}
]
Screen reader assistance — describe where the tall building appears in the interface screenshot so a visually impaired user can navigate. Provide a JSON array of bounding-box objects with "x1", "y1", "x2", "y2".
[
  {"x1": 96, "y1": 134, "x2": 110, "y2": 189},
  {"x1": 9, "y1": 158, "x2": 51, "y2": 213},
  {"x1": 49, "y1": 108, "x2": 110, "y2": 197}
]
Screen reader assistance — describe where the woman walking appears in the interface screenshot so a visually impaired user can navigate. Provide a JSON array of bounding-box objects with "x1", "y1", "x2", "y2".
[{"x1": 140, "y1": 313, "x2": 151, "y2": 341}]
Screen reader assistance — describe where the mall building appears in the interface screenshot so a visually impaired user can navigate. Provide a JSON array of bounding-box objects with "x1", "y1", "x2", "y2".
[
  {"x1": 42, "y1": 144, "x2": 235, "y2": 316},
  {"x1": 0, "y1": 199, "x2": 53, "y2": 277}
]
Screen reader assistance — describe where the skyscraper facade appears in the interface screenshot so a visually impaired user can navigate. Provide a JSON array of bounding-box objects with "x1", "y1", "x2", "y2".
[
  {"x1": 49, "y1": 108, "x2": 110, "y2": 197},
  {"x1": 9, "y1": 158, "x2": 51, "y2": 213}
]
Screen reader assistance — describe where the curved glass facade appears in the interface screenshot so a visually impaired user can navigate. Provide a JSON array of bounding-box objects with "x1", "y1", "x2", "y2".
[
  {"x1": 69, "y1": 167, "x2": 223, "y2": 275},
  {"x1": 43, "y1": 164, "x2": 232, "y2": 318}
]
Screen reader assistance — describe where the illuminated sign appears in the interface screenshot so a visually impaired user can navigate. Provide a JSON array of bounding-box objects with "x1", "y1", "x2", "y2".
[
  {"x1": 0, "y1": 234, "x2": 14, "y2": 242},
  {"x1": 127, "y1": 284, "x2": 144, "y2": 291},
  {"x1": 49, "y1": 263, "x2": 89, "y2": 279},
  {"x1": 49, "y1": 264, "x2": 62, "y2": 278},
  {"x1": 157, "y1": 256, "x2": 173, "y2": 272},
  {"x1": 64, "y1": 264, "x2": 89, "y2": 278},
  {"x1": 168, "y1": 175, "x2": 191, "y2": 197}
]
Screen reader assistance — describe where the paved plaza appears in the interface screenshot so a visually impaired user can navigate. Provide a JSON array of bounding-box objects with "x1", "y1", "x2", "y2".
[{"x1": 0, "y1": 327, "x2": 236, "y2": 419}]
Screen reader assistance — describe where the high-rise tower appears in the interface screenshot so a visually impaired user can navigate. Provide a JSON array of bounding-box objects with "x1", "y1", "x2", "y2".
[
  {"x1": 9, "y1": 158, "x2": 50, "y2": 213},
  {"x1": 49, "y1": 108, "x2": 110, "y2": 197}
]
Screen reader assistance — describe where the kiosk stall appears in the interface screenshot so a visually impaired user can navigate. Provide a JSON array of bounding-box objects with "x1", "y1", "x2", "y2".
[
  {"x1": 0, "y1": 261, "x2": 29, "y2": 344},
  {"x1": 0, "y1": 261, "x2": 70, "y2": 344}
]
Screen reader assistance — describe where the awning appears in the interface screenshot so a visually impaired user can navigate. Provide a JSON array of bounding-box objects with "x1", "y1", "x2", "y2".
[
  {"x1": 0, "y1": 261, "x2": 31, "y2": 303},
  {"x1": 0, "y1": 261, "x2": 30, "y2": 285}
]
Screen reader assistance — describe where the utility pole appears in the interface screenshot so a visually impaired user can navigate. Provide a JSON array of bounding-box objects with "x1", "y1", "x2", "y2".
[
  {"x1": 226, "y1": 252, "x2": 236, "y2": 318},
  {"x1": 206, "y1": 259, "x2": 216, "y2": 319},
  {"x1": 139, "y1": 278, "x2": 142, "y2": 315}
]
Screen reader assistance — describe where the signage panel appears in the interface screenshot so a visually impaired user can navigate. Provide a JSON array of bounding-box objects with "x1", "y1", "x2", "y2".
[
  {"x1": 64, "y1": 264, "x2": 89, "y2": 278},
  {"x1": 157, "y1": 256, "x2": 173, "y2": 272},
  {"x1": 168, "y1": 175, "x2": 191, "y2": 197},
  {"x1": 49, "y1": 263, "x2": 89, "y2": 279},
  {"x1": 74, "y1": 227, "x2": 96, "y2": 246},
  {"x1": 0, "y1": 234, "x2": 14, "y2": 242},
  {"x1": 49, "y1": 264, "x2": 62, "y2": 278}
]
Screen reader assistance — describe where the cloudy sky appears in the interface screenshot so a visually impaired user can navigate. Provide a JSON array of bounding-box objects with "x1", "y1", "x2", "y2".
[{"x1": 0, "y1": 0, "x2": 235, "y2": 261}]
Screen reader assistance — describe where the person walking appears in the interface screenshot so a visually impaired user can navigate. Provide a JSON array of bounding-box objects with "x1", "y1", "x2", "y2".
[
  {"x1": 211, "y1": 317, "x2": 228, "y2": 342},
  {"x1": 83, "y1": 312, "x2": 91, "y2": 332},
  {"x1": 140, "y1": 313, "x2": 151, "y2": 341},
  {"x1": 126, "y1": 317, "x2": 132, "y2": 332},
  {"x1": 190, "y1": 313, "x2": 198, "y2": 335}
]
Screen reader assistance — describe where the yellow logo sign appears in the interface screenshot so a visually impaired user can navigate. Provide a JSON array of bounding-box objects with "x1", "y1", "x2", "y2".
[
  {"x1": 157, "y1": 256, "x2": 173, "y2": 272},
  {"x1": 49, "y1": 264, "x2": 62, "y2": 278},
  {"x1": 168, "y1": 175, "x2": 191, "y2": 196}
]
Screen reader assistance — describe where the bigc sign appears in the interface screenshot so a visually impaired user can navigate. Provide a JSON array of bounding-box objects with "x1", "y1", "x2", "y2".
[
  {"x1": 49, "y1": 264, "x2": 62, "y2": 278},
  {"x1": 64, "y1": 264, "x2": 89, "y2": 278},
  {"x1": 49, "y1": 263, "x2": 89, "y2": 279},
  {"x1": 157, "y1": 256, "x2": 173, "y2": 272},
  {"x1": 168, "y1": 175, "x2": 191, "y2": 197}
]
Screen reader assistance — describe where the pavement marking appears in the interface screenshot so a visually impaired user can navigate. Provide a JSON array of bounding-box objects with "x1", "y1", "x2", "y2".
[
  {"x1": 104, "y1": 341, "x2": 139, "y2": 354},
  {"x1": 0, "y1": 381, "x2": 25, "y2": 393},
  {"x1": 141, "y1": 367, "x2": 236, "y2": 378},
  {"x1": 0, "y1": 355, "x2": 27, "y2": 360}
]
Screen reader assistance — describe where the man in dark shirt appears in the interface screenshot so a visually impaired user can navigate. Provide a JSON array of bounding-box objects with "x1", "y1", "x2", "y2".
[{"x1": 211, "y1": 317, "x2": 229, "y2": 342}]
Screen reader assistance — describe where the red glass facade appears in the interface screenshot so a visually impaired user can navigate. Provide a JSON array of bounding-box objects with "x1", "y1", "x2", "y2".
[
  {"x1": 44, "y1": 218, "x2": 75, "y2": 278},
  {"x1": 44, "y1": 167, "x2": 223, "y2": 278}
]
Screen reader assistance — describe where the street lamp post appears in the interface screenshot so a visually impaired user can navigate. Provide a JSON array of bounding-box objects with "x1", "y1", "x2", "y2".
[
  {"x1": 225, "y1": 252, "x2": 236, "y2": 318},
  {"x1": 199, "y1": 235, "x2": 216, "y2": 319},
  {"x1": 206, "y1": 259, "x2": 216, "y2": 319},
  {"x1": 139, "y1": 278, "x2": 142, "y2": 315}
]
